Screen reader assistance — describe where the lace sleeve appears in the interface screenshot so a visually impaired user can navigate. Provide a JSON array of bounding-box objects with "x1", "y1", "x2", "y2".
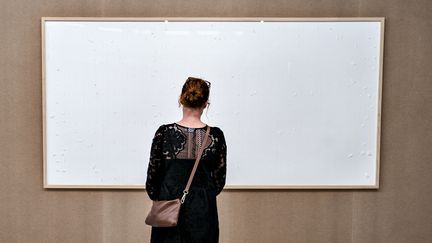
[
  {"x1": 212, "y1": 129, "x2": 227, "y2": 196},
  {"x1": 145, "y1": 125, "x2": 165, "y2": 200}
]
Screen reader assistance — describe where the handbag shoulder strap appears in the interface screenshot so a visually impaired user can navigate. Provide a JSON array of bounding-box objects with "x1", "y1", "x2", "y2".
[{"x1": 181, "y1": 125, "x2": 211, "y2": 203}]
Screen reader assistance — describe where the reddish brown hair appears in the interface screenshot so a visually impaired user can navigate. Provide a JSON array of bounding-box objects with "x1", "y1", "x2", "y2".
[{"x1": 179, "y1": 77, "x2": 211, "y2": 109}]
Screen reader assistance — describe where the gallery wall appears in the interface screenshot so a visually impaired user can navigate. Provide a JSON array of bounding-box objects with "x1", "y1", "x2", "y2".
[{"x1": 1, "y1": 0, "x2": 431, "y2": 242}]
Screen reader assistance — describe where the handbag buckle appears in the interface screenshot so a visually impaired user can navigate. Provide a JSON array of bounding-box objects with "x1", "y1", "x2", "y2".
[{"x1": 181, "y1": 190, "x2": 188, "y2": 204}]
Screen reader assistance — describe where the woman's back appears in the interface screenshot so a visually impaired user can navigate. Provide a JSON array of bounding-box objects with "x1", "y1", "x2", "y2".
[{"x1": 146, "y1": 122, "x2": 227, "y2": 243}]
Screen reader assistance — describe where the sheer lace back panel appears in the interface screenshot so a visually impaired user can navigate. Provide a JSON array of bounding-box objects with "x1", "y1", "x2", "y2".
[{"x1": 172, "y1": 123, "x2": 214, "y2": 160}]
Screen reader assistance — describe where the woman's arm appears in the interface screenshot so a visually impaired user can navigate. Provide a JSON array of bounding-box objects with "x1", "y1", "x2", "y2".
[
  {"x1": 212, "y1": 129, "x2": 227, "y2": 196},
  {"x1": 145, "y1": 125, "x2": 165, "y2": 200}
]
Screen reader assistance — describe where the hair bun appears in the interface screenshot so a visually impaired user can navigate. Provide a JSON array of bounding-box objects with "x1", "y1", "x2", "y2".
[
  {"x1": 188, "y1": 90, "x2": 200, "y2": 100},
  {"x1": 179, "y1": 77, "x2": 210, "y2": 108}
]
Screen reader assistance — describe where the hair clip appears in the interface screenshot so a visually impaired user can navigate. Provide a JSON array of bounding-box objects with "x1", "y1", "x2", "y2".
[{"x1": 204, "y1": 80, "x2": 211, "y2": 88}]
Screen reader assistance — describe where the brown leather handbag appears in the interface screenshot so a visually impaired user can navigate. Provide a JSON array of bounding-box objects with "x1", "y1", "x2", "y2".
[{"x1": 145, "y1": 125, "x2": 211, "y2": 227}]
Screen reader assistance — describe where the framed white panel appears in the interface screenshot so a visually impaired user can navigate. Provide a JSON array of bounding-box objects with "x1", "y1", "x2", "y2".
[{"x1": 42, "y1": 17, "x2": 384, "y2": 189}]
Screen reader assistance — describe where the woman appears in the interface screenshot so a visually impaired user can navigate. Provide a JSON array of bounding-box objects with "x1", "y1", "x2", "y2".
[{"x1": 145, "y1": 77, "x2": 227, "y2": 243}]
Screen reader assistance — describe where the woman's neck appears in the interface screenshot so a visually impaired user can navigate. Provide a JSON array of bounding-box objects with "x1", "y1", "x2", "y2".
[{"x1": 177, "y1": 107, "x2": 205, "y2": 127}]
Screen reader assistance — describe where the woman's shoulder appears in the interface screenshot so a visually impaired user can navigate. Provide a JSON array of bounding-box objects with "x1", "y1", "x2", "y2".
[
  {"x1": 210, "y1": 125, "x2": 224, "y2": 134},
  {"x1": 157, "y1": 123, "x2": 224, "y2": 134},
  {"x1": 208, "y1": 125, "x2": 225, "y2": 141},
  {"x1": 153, "y1": 123, "x2": 169, "y2": 134},
  {"x1": 159, "y1": 122, "x2": 222, "y2": 129}
]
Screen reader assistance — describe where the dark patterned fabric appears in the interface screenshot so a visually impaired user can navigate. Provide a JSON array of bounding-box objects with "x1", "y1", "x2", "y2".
[{"x1": 146, "y1": 123, "x2": 227, "y2": 243}]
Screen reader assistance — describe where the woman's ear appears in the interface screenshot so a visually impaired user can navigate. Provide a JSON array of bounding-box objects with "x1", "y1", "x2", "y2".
[{"x1": 178, "y1": 97, "x2": 182, "y2": 108}]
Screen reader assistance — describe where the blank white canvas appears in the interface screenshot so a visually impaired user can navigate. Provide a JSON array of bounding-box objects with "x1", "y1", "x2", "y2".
[{"x1": 43, "y1": 19, "x2": 383, "y2": 188}]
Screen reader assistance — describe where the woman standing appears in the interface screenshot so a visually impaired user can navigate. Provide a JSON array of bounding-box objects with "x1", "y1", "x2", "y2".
[{"x1": 145, "y1": 77, "x2": 227, "y2": 243}]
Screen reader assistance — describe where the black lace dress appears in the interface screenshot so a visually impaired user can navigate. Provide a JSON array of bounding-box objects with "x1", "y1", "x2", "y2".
[{"x1": 145, "y1": 122, "x2": 227, "y2": 243}]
